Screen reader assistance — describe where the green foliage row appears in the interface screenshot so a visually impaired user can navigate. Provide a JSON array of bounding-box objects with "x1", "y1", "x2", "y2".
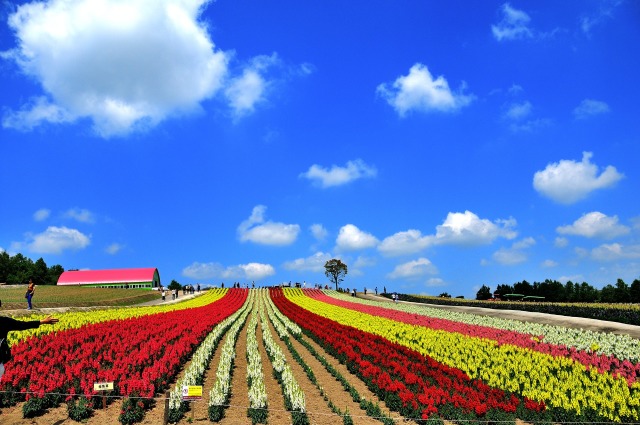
[
  {"x1": 395, "y1": 292, "x2": 640, "y2": 326},
  {"x1": 0, "y1": 252, "x2": 64, "y2": 285}
]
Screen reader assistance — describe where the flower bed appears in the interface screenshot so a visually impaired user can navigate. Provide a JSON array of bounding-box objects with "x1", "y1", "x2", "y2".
[
  {"x1": 0, "y1": 288, "x2": 247, "y2": 422},
  {"x1": 316, "y1": 290, "x2": 640, "y2": 384},
  {"x1": 276, "y1": 288, "x2": 640, "y2": 423}
]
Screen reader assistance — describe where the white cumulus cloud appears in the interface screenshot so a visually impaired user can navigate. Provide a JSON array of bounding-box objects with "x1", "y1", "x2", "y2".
[
  {"x1": 105, "y1": 243, "x2": 123, "y2": 255},
  {"x1": 433, "y1": 211, "x2": 517, "y2": 246},
  {"x1": 310, "y1": 224, "x2": 328, "y2": 241},
  {"x1": 492, "y1": 3, "x2": 533, "y2": 41},
  {"x1": 492, "y1": 237, "x2": 535, "y2": 265},
  {"x1": 225, "y1": 54, "x2": 278, "y2": 118},
  {"x1": 237, "y1": 205, "x2": 300, "y2": 246},
  {"x1": 183, "y1": 261, "x2": 275, "y2": 280},
  {"x1": 283, "y1": 252, "x2": 333, "y2": 272},
  {"x1": 336, "y1": 224, "x2": 378, "y2": 251},
  {"x1": 33, "y1": 208, "x2": 51, "y2": 222},
  {"x1": 3, "y1": 0, "x2": 229, "y2": 137},
  {"x1": 573, "y1": 99, "x2": 610, "y2": 119},
  {"x1": 27, "y1": 226, "x2": 90, "y2": 254},
  {"x1": 378, "y1": 229, "x2": 433, "y2": 256},
  {"x1": 300, "y1": 159, "x2": 377, "y2": 188},
  {"x1": 387, "y1": 258, "x2": 438, "y2": 280},
  {"x1": 504, "y1": 101, "x2": 532, "y2": 120},
  {"x1": 590, "y1": 243, "x2": 640, "y2": 262},
  {"x1": 64, "y1": 208, "x2": 95, "y2": 223},
  {"x1": 533, "y1": 152, "x2": 623, "y2": 204},
  {"x1": 376, "y1": 63, "x2": 473, "y2": 116},
  {"x1": 557, "y1": 212, "x2": 630, "y2": 239}
]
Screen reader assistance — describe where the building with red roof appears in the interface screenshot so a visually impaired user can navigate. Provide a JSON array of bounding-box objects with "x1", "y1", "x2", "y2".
[{"x1": 57, "y1": 268, "x2": 160, "y2": 289}]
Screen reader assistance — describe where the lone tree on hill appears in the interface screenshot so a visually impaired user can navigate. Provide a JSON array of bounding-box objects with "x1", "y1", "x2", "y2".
[{"x1": 324, "y1": 258, "x2": 347, "y2": 290}]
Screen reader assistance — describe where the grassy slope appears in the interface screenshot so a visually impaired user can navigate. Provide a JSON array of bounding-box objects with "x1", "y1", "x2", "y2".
[{"x1": 0, "y1": 285, "x2": 161, "y2": 310}]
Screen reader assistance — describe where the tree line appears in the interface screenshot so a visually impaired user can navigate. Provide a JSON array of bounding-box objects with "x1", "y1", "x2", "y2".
[
  {"x1": 476, "y1": 278, "x2": 640, "y2": 303},
  {"x1": 0, "y1": 252, "x2": 65, "y2": 286}
]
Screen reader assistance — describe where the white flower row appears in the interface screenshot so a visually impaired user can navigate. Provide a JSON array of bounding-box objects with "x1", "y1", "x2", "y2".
[
  {"x1": 325, "y1": 290, "x2": 640, "y2": 362},
  {"x1": 208, "y1": 294, "x2": 253, "y2": 408},
  {"x1": 260, "y1": 305, "x2": 305, "y2": 413},
  {"x1": 247, "y1": 296, "x2": 268, "y2": 411},
  {"x1": 263, "y1": 290, "x2": 301, "y2": 336},
  {"x1": 168, "y1": 292, "x2": 253, "y2": 412}
]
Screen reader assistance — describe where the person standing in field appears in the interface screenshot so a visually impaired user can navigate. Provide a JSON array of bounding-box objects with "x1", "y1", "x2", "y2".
[
  {"x1": 0, "y1": 300, "x2": 59, "y2": 380},
  {"x1": 25, "y1": 279, "x2": 36, "y2": 310}
]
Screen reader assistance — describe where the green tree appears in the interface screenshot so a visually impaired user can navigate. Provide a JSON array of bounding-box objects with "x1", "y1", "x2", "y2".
[
  {"x1": 324, "y1": 259, "x2": 347, "y2": 290},
  {"x1": 476, "y1": 285, "x2": 492, "y2": 300},
  {"x1": 439, "y1": 292, "x2": 452, "y2": 298},
  {"x1": 600, "y1": 284, "x2": 616, "y2": 303},
  {"x1": 8, "y1": 253, "x2": 33, "y2": 284},
  {"x1": 630, "y1": 279, "x2": 640, "y2": 303},
  {"x1": 168, "y1": 280, "x2": 182, "y2": 291},
  {"x1": 0, "y1": 251, "x2": 10, "y2": 283},
  {"x1": 48, "y1": 264, "x2": 65, "y2": 285},
  {"x1": 513, "y1": 280, "x2": 533, "y2": 296},
  {"x1": 494, "y1": 284, "x2": 513, "y2": 297},
  {"x1": 33, "y1": 258, "x2": 49, "y2": 285},
  {"x1": 614, "y1": 278, "x2": 630, "y2": 303}
]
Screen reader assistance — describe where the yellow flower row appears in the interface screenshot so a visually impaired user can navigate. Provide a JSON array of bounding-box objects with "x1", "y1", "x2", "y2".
[
  {"x1": 283, "y1": 288, "x2": 640, "y2": 422},
  {"x1": 9, "y1": 288, "x2": 228, "y2": 345}
]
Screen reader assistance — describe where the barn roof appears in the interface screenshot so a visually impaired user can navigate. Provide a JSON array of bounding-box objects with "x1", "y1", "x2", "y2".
[{"x1": 57, "y1": 268, "x2": 159, "y2": 286}]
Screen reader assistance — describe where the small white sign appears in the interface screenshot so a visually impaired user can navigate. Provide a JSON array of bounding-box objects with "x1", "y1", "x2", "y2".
[{"x1": 93, "y1": 382, "x2": 114, "y2": 391}]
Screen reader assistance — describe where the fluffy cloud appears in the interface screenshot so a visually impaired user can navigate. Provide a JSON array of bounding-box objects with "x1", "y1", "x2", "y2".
[
  {"x1": 504, "y1": 101, "x2": 532, "y2": 120},
  {"x1": 283, "y1": 252, "x2": 332, "y2": 272},
  {"x1": 309, "y1": 224, "x2": 328, "y2": 241},
  {"x1": 33, "y1": 208, "x2": 51, "y2": 222},
  {"x1": 387, "y1": 258, "x2": 438, "y2": 280},
  {"x1": 555, "y1": 237, "x2": 569, "y2": 248},
  {"x1": 300, "y1": 159, "x2": 377, "y2": 188},
  {"x1": 64, "y1": 208, "x2": 95, "y2": 223},
  {"x1": 533, "y1": 152, "x2": 623, "y2": 204},
  {"x1": 492, "y1": 3, "x2": 533, "y2": 41},
  {"x1": 28, "y1": 226, "x2": 90, "y2": 254},
  {"x1": 238, "y1": 205, "x2": 300, "y2": 246},
  {"x1": 492, "y1": 237, "x2": 535, "y2": 265},
  {"x1": 376, "y1": 63, "x2": 473, "y2": 116},
  {"x1": 105, "y1": 243, "x2": 123, "y2": 255},
  {"x1": 541, "y1": 259, "x2": 558, "y2": 268},
  {"x1": 335, "y1": 224, "x2": 379, "y2": 251},
  {"x1": 426, "y1": 277, "x2": 446, "y2": 287},
  {"x1": 378, "y1": 229, "x2": 433, "y2": 256},
  {"x1": 573, "y1": 99, "x2": 610, "y2": 119},
  {"x1": 3, "y1": 0, "x2": 229, "y2": 137},
  {"x1": 182, "y1": 261, "x2": 275, "y2": 280},
  {"x1": 590, "y1": 243, "x2": 640, "y2": 261},
  {"x1": 557, "y1": 212, "x2": 630, "y2": 239},
  {"x1": 433, "y1": 211, "x2": 517, "y2": 246},
  {"x1": 225, "y1": 54, "x2": 278, "y2": 118}
]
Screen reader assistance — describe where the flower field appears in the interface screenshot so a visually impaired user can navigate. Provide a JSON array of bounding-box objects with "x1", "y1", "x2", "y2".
[{"x1": 0, "y1": 287, "x2": 638, "y2": 424}]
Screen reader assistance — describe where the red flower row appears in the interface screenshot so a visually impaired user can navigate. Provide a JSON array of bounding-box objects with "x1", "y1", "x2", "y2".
[
  {"x1": 270, "y1": 288, "x2": 545, "y2": 421},
  {"x1": 2, "y1": 289, "x2": 247, "y2": 405},
  {"x1": 306, "y1": 289, "x2": 640, "y2": 384}
]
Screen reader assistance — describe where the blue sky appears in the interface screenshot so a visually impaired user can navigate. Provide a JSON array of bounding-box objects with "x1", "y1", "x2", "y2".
[{"x1": 1, "y1": 0, "x2": 638, "y2": 297}]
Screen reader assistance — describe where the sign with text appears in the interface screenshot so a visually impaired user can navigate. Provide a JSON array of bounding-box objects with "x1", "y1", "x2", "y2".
[
  {"x1": 182, "y1": 385, "x2": 203, "y2": 401},
  {"x1": 93, "y1": 382, "x2": 114, "y2": 391}
]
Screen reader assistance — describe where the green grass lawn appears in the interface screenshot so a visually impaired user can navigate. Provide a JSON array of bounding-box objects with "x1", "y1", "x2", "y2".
[{"x1": 0, "y1": 285, "x2": 161, "y2": 310}]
